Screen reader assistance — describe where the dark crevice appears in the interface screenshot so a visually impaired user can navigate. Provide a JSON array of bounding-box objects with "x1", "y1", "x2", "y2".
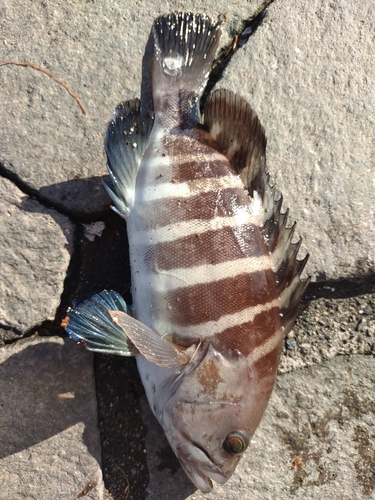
[
  {"x1": 1, "y1": 321, "x2": 66, "y2": 345},
  {"x1": 305, "y1": 274, "x2": 375, "y2": 301},
  {"x1": 201, "y1": 8, "x2": 268, "y2": 111},
  {"x1": 55, "y1": 223, "x2": 85, "y2": 320},
  {"x1": 0, "y1": 160, "x2": 110, "y2": 223},
  {"x1": 0, "y1": 160, "x2": 75, "y2": 220},
  {"x1": 94, "y1": 354, "x2": 148, "y2": 500}
]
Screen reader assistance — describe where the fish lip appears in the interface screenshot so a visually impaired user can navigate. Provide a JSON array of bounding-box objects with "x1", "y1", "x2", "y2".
[{"x1": 176, "y1": 442, "x2": 230, "y2": 492}]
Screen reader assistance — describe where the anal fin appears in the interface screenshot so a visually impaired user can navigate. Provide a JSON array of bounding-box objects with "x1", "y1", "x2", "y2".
[{"x1": 104, "y1": 99, "x2": 154, "y2": 218}]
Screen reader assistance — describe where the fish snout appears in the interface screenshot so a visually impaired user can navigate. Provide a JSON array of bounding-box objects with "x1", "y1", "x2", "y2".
[{"x1": 176, "y1": 442, "x2": 232, "y2": 492}]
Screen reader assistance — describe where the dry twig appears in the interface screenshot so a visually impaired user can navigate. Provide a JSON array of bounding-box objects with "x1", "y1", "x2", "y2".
[{"x1": 0, "y1": 59, "x2": 87, "y2": 114}]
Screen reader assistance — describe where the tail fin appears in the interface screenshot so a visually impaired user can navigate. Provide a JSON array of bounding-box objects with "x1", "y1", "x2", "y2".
[{"x1": 152, "y1": 13, "x2": 222, "y2": 94}]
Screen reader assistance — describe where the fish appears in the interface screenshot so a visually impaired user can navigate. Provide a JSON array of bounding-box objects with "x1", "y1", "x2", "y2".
[{"x1": 65, "y1": 12, "x2": 309, "y2": 493}]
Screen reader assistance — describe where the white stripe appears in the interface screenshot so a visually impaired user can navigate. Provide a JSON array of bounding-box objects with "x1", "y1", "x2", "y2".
[
  {"x1": 168, "y1": 298, "x2": 280, "y2": 338},
  {"x1": 144, "y1": 155, "x2": 170, "y2": 169},
  {"x1": 153, "y1": 255, "x2": 272, "y2": 292},
  {"x1": 252, "y1": 328, "x2": 284, "y2": 363},
  {"x1": 131, "y1": 206, "x2": 262, "y2": 244},
  {"x1": 145, "y1": 150, "x2": 226, "y2": 169},
  {"x1": 139, "y1": 175, "x2": 242, "y2": 202}
]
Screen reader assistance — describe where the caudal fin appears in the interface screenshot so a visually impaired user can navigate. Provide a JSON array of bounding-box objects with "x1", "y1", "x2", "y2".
[{"x1": 153, "y1": 13, "x2": 222, "y2": 94}]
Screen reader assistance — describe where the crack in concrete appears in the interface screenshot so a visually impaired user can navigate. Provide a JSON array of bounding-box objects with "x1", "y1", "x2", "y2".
[
  {"x1": 0, "y1": 160, "x2": 83, "y2": 222},
  {"x1": 201, "y1": 9, "x2": 268, "y2": 110}
]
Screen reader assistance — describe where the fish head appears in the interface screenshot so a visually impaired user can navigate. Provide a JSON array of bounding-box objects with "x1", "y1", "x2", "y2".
[{"x1": 158, "y1": 342, "x2": 278, "y2": 492}]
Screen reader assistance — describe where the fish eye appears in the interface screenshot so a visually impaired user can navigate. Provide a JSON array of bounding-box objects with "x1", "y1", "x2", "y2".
[{"x1": 223, "y1": 431, "x2": 249, "y2": 455}]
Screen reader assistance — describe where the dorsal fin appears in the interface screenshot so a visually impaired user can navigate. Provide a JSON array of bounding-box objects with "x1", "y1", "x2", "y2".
[
  {"x1": 104, "y1": 99, "x2": 154, "y2": 218},
  {"x1": 204, "y1": 89, "x2": 309, "y2": 334}
]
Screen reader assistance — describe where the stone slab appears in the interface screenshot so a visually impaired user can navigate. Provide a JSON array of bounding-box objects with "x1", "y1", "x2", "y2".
[
  {"x1": 0, "y1": 336, "x2": 105, "y2": 500},
  {"x1": 280, "y1": 292, "x2": 375, "y2": 373},
  {"x1": 0, "y1": 177, "x2": 74, "y2": 339},
  {"x1": 216, "y1": 0, "x2": 375, "y2": 280}
]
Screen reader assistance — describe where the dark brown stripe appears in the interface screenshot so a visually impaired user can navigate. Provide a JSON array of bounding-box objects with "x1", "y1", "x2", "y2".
[
  {"x1": 141, "y1": 187, "x2": 249, "y2": 229},
  {"x1": 144, "y1": 224, "x2": 267, "y2": 271},
  {"x1": 160, "y1": 270, "x2": 277, "y2": 327},
  {"x1": 162, "y1": 129, "x2": 236, "y2": 182},
  {"x1": 169, "y1": 156, "x2": 233, "y2": 183},
  {"x1": 213, "y1": 307, "x2": 281, "y2": 357}
]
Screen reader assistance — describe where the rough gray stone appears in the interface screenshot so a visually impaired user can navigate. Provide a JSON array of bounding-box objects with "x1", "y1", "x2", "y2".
[
  {"x1": 0, "y1": 336, "x2": 105, "y2": 500},
  {"x1": 0, "y1": 177, "x2": 74, "y2": 338},
  {"x1": 142, "y1": 355, "x2": 375, "y2": 499},
  {"x1": 280, "y1": 292, "x2": 375, "y2": 373},
  {"x1": 0, "y1": 0, "x2": 270, "y2": 216},
  {"x1": 216, "y1": 0, "x2": 375, "y2": 281}
]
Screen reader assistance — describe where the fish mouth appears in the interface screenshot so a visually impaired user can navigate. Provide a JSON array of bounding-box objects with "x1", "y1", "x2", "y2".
[{"x1": 176, "y1": 442, "x2": 230, "y2": 493}]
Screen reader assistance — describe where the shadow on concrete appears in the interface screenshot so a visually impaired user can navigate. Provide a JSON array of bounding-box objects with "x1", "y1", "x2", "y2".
[
  {"x1": 139, "y1": 396, "x2": 197, "y2": 500},
  {"x1": 0, "y1": 338, "x2": 100, "y2": 463}
]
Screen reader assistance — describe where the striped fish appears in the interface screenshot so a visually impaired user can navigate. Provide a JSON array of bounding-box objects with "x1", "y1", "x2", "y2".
[{"x1": 66, "y1": 12, "x2": 309, "y2": 493}]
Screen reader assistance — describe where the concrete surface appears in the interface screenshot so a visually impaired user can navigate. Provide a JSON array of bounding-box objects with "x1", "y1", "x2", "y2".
[
  {"x1": 0, "y1": 336, "x2": 104, "y2": 500},
  {"x1": 217, "y1": 0, "x2": 375, "y2": 280},
  {"x1": 0, "y1": 177, "x2": 74, "y2": 339},
  {"x1": 0, "y1": 0, "x2": 374, "y2": 499}
]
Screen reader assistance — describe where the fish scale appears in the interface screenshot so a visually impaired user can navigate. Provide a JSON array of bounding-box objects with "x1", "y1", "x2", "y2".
[{"x1": 66, "y1": 12, "x2": 310, "y2": 493}]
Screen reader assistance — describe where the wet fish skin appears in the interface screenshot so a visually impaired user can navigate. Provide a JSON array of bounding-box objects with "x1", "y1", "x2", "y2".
[{"x1": 66, "y1": 12, "x2": 309, "y2": 493}]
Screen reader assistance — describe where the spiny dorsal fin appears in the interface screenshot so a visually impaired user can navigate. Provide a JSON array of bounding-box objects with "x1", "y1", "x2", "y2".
[
  {"x1": 104, "y1": 99, "x2": 154, "y2": 218},
  {"x1": 204, "y1": 88, "x2": 309, "y2": 333}
]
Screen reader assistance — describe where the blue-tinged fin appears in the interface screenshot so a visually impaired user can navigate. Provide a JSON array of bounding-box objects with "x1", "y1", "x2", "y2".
[
  {"x1": 109, "y1": 311, "x2": 194, "y2": 368},
  {"x1": 65, "y1": 290, "x2": 137, "y2": 356},
  {"x1": 66, "y1": 290, "x2": 193, "y2": 367},
  {"x1": 204, "y1": 89, "x2": 310, "y2": 335},
  {"x1": 104, "y1": 99, "x2": 154, "y2": 218}
]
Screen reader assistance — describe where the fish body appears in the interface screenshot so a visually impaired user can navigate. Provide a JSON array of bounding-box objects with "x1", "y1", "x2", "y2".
[{"x1": 66, "y1": 12, "x2": 309, "y2": 493}]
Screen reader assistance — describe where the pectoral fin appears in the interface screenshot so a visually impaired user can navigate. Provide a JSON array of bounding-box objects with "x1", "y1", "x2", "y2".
[
  {"x1": 65, "y1": 290, "x2": 137, "y2": 356},
  {"x1": 109, "y1": 311, "x2": 191, "y2": 368},
  {"x1": 66, "y1": 290, "x2": 191, "y2": 368}
]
